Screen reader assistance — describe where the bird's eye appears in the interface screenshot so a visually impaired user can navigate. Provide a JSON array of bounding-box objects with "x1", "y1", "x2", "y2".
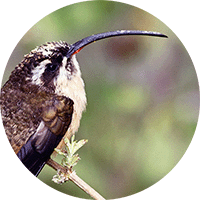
[{"x1": 46, "y1": 63, "x2": 58, "y2": 72}]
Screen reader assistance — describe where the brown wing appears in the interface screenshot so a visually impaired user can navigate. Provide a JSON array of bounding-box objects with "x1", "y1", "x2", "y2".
[
  {"x1": 16, "y1": 95, "x2": 73, "y2": 176},
  {"x1": 32, "y1": 95, "x2": 73, "y2": 153}
]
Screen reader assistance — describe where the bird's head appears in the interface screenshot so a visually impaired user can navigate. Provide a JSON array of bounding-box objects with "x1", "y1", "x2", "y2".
[{"x1": 8, "y1": 30, "x2": 167, "y2": 94}]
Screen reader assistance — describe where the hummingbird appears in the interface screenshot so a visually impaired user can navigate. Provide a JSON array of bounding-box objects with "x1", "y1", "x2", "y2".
[{"x1": 0, "y1": 30, "x2": 167, "y2": 176}]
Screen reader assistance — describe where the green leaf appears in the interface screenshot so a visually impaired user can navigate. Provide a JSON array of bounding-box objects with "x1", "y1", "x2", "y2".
[
  {"x1": 54, "y1": 135, "x2": 88, "y2": 170},
  {"x1": 72, "y1": 139, "x2": 88, "y2": 155}
]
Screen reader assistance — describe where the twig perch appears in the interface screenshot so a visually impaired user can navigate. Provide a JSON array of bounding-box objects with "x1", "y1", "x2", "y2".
[
  {"x1": 46, "y1": 136, "x2": 105, "y2": 199},
  {"x1": 47, "y1": 159, "x2": 105, "y2": 200}
]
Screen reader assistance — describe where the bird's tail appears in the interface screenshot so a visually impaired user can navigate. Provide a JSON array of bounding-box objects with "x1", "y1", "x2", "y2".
[{"x1": 17, "y1": 131, "x2": 62, "y2": 176}]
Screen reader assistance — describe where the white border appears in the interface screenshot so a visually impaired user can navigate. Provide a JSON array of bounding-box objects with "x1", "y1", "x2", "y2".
[{"x1": 0, "y1": 1, "x2": 199, "y2": 200}]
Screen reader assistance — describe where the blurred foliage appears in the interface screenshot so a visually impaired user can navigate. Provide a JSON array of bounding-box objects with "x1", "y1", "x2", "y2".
[{"x1": 2, "y1": 1, "x2": 199, "y2": 199}]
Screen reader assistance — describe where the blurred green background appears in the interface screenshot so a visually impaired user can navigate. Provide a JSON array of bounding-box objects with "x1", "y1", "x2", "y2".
[{"x1": 2, "y1": 1, "x2": 199, "y2": 199}]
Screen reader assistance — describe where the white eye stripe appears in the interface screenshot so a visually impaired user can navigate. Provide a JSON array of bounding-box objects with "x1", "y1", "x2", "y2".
[{"x1": 31, "y1": 60, "x2": 51, "y2": 85}]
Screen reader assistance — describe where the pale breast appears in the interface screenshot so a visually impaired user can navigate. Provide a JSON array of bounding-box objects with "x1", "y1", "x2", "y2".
[{"x1": 54, "y1": 55, "x2": 87, "y2": 149}]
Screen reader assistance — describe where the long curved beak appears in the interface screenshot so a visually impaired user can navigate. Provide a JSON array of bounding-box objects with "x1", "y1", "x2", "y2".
[{"x1": 66, "y1": 30, "x2": 168, "y2": 58}]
